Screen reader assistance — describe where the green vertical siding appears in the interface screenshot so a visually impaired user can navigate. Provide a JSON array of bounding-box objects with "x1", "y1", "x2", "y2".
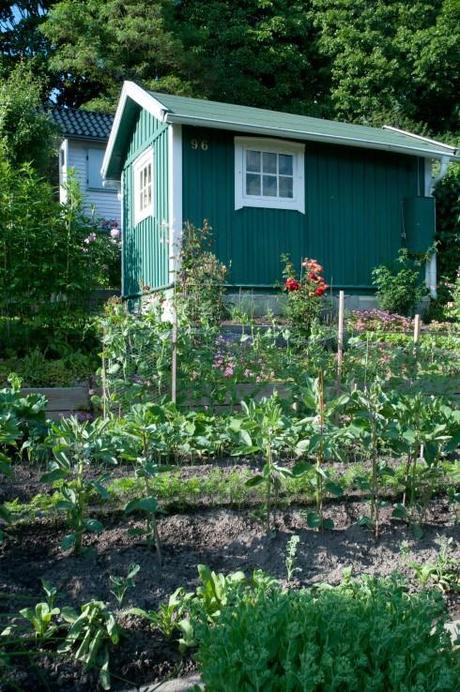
[
  {"x1": 181, "y1": 126, "x2": 421, "y2": 289},
  {"x1": 122, "y1": 108, "x2": 169, "y2": 296}
]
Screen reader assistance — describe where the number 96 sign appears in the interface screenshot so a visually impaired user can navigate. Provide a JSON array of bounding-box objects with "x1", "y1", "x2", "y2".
[{"x1": 191, "y1": 139, "x2": 208, "y2": 151}]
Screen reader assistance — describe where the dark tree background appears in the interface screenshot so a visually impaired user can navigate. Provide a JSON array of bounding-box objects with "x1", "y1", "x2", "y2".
[{"x1": 1, "y1": 0, "x2": 459, "y2": 282}]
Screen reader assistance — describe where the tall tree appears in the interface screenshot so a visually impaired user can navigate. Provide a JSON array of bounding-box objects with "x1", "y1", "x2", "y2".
[
  {"x1": 310, "y1": 0, "x2": 460, "y2": 132},
  {"x1": 172, "y1": 0, "x2": 327, "y2": 116},
  {"x1": 40, "y1": 0, "x2": 191, "y2": 109},
  {"x1": 0, "y1": 2, "x2": 54, "y2": 78},
  {"x1": 0, "y1": 62, "x2": 57, "y2": 172}
]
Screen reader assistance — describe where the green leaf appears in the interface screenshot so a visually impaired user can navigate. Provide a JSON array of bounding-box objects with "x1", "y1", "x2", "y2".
[
  {"x1": 41, "y1": 468, "x2": 68, "y2": 483},
  {"x1": 294, "y1": 439, "x2": 310, "y2": 456},
  {"x1": 98, "y1": 651, "x2": 111, "y2": 690},
  {"x1": 392, "y1": 504, "x2": 408, "y2": 521},
  {"x1": 322, "y1": 518, "x2": 334, "y2": 530},
  {"x1": 292, "y1": 460, "x2": 312, "y2": 477},
  {"x1": 60, "y1": 533, "x2": 77, "y2": 551},
  {"x1": 306, "y1": 512, "x2": 321, "y2": 529},
  {"x1": 125, "y1": 496, "x2": 158, "y2": 514},
  {"x1": 0, "y1": 455, "x2": 11, "y2": 477},
  {"x1": 55, "y1": 500, "x2": 75, "y2": 512},
  {"x1": 325, "y1": 481, "x2": 343, "y2": 497},
  {"x1": 358, "y1": 515, "x2": 373, "y2": 529},
  {"x1": 245, "y1": 475, "x2": 265, "y2": 487},
  {"x1": 85, "y1": 518, "x2": 103, "y2": 533},
  {"x1": 239, "y1": 429, "x2": 253, "y2": 447}
]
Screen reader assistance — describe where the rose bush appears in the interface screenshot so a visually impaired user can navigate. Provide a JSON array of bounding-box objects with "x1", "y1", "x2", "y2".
[{"x1": 282, "y1": 255, "x2": 330, "y2": 339}]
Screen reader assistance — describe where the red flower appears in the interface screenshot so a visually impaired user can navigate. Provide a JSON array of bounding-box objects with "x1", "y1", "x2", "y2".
[
  {"x1": 308, "y1": 272, "x2": 319, "y2": 282},
  {"x1": 285, "y1": 277, "x2": 300, "y2": 292},
  {"x1": 303, "y1": 258, "x2": 323, "y2": 273},
  {"x1": 314, "y1": 283, "x2": 328, "y2": 297}
]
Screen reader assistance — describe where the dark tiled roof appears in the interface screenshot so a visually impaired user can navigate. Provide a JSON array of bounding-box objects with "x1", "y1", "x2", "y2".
[{"x1": 49, "y1": 108, "x2": 113, "y2": 140}]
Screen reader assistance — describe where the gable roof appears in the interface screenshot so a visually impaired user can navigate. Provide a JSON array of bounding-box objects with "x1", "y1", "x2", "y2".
[
  {"x1": 50, "y1": 108, "x2": 114, "y2": 141},
  {"x1": 103, "y1": 81, "x2": 459, "y2": 181}
]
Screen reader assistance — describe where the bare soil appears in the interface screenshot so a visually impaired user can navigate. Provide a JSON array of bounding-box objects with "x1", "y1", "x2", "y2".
[{"x1": 0, "y1": 499, "x2": 459, "y2": 691}]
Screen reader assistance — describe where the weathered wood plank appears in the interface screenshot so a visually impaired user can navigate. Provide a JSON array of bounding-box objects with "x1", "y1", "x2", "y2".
[{"x1": 21, "y1": 386, "x2": 90, "y2": 413}]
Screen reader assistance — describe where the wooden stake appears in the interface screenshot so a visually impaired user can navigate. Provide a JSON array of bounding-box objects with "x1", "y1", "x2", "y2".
[
  {"x1": 171, "y1": 318, "x2": 177, "y2": 404},
  {"x1": 337, "y1": 290, "x2": 345, "y2": 381},
  {"x1": 413, "y1": 314, "x2": 421, "y2": 345}
]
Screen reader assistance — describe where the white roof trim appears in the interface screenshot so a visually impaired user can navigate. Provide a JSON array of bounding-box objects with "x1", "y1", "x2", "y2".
[
  {"x1": 101, "y1": 81, "x2": 170, "y2": 180},
  {"x1": 383, "y1": 125, "x2": 458, "y2": 154},
  {"x1": 165, "y1": 113, "x2": 458, "y2": 160}
]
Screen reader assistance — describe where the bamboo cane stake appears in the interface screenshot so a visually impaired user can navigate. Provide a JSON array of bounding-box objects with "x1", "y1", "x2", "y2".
[
  {"x1": 413, "y1": 314, "x2": 421, "y2": 345},
  {"x1": 337, "y1": 290, "x2": 345, "y2": 381}
]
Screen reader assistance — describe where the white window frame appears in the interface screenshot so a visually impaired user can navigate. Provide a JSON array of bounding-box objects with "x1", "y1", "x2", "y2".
[
  {"x1": 133, "y1": 147, "x2": 154, "y2": 225},
  {"x1": 234, "y1": 137, "x2": 305, "y2": 213}
]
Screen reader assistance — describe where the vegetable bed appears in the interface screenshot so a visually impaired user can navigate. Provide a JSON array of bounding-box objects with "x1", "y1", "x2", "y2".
[{"x1": 0, "y1": 493, "x2": 458, "y2": 691}]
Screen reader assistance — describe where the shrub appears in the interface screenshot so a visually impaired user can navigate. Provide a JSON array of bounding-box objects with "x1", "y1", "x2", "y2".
[
  {"x1": 434, "y1": 161, "x2": 460, "y2": 282},
  {"x1": 445, "y1": 270, "x2": 460, "y2": 322},
  {"x1": 175, "y1": 221, "x2": 227, "y2": 327},
  {"x1": 372, "y1": 249, "x2": 427, "y2": 316},
  {"x1": 195, "y1": 575, "x2": 459, "y2": 691},
  {"x1": 0, "y1": 64, "x2": 57, "y2": 174},
  {"x1": 282, "y1": 255, "x2": 330, "y2": 339},
  {"x1": 0, "y1": 154, "x2": 118, "y2": 356}
]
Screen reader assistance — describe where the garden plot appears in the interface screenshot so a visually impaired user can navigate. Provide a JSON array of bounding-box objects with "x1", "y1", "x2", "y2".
[
  {"x1": 1, "y1": 305, "x2": 459, "y2": 691},
  {"x1": 1, "y1": 502, "x2": 459, "y2": 690}
]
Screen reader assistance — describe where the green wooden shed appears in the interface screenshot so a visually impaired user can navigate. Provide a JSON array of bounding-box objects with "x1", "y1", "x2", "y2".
[{"x1": 101, "y1": 81, "x2": 459, "y2": 305}]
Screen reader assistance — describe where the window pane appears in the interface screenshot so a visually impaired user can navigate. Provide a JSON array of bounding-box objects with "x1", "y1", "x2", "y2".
[
  {"x1": 263, "y1": 175, "x2": 277, "y2": 196},
  {"x1": 279, "y1": 176, "x2": 293, "y2": 198},
  {"x1": 246, "y1": 173, "x2": 261, "y2": 195},
  {"x1": 279, "y1": 154, "x2": 293, "y2": 175},
  {"x1": 246, "y1": 150, "x2": 261, "y2": 172},
  {"x1": 262, "y1": 152, "x2": 277, "y2": 174}
]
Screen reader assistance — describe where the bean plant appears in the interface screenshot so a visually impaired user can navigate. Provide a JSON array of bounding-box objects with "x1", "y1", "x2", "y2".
[
  {"x1": 59, "y1": 600, "x2": 120, "y2": 690},
  {"x1": 123, "y1": 405, "x2": 162, "y2": 558},
  {"x1": 41, "y1": 417, "x2": 114, "y2": 553},
  {"x1": 109, "y1": 563, "x2": 140, "y2": 606},
  {"x1": 347, "y1": 381, "x2": 395, "y2": 537},
  {"x1": 235, "y1": 396, "x2": 302, "y2": 531},
  {"x1": 295, "y1": 374, "x2": 350, "y2": 530},
  {"x1": 391, "y1": 394, "x2": 455, "y2": 528}
]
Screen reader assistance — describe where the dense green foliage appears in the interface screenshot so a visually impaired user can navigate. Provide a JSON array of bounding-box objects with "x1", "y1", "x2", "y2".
[
  {"x1": 0, "y1": 154, "x2": 119, "y2": 357},
  {"x1": 434, "y1": 161, "x2": 460, "y2": 281},
  {"x1": 195, "y1": 574, "x2": 459, "y2": 691},
  {"x1": 0, "y1": 62, "x2": 57, "y2": 173},
  {"x1": 27, "y1": 0, "x2": 459, "y2": 134},
  {"x1": 1, "y1": 0, "x2": 459, "y2": 299},
  {"x1": 372, "y1": 250, "x2": 427, "y2": 316}
]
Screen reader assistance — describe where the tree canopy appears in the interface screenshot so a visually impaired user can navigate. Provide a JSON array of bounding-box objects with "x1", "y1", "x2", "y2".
[
  {"x1": 0, "y1": 0, "x2": 457, "y2": 137},
  {"x1": 0, "y1": 0, "x2": 458, "y2": 284}
]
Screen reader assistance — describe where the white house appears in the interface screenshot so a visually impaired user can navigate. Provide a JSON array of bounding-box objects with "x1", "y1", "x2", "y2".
[{"x1": 50, "y1": 108, "x2": 121, "y2": 223}]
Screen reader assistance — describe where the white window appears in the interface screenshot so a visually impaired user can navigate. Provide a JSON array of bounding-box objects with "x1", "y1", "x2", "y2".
[
  {"x1": 234, "y1": 137, "x2": 305, "y2": 213},
  {"x1": 87, "y1": 148, "x2": 108, "y2": 190},
  {"x1": 133, "y1": 148, "x2": 153, "y2": 225}
]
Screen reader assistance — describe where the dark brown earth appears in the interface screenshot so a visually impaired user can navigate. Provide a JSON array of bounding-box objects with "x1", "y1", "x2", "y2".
[{"x1": 0, "y1": 499, "x2": 459, "y2": 691}]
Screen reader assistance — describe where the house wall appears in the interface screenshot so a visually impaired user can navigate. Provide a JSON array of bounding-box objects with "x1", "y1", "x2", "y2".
[
  {"x1": 181, "y1": 126, "x2": 426, "y2": 290},
  {"x1": 122, "y1": 108, "x2": 169, "y2": 297},
  {"x1": 59, "y1": 139, "x2": 121, "y2": 222}
]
